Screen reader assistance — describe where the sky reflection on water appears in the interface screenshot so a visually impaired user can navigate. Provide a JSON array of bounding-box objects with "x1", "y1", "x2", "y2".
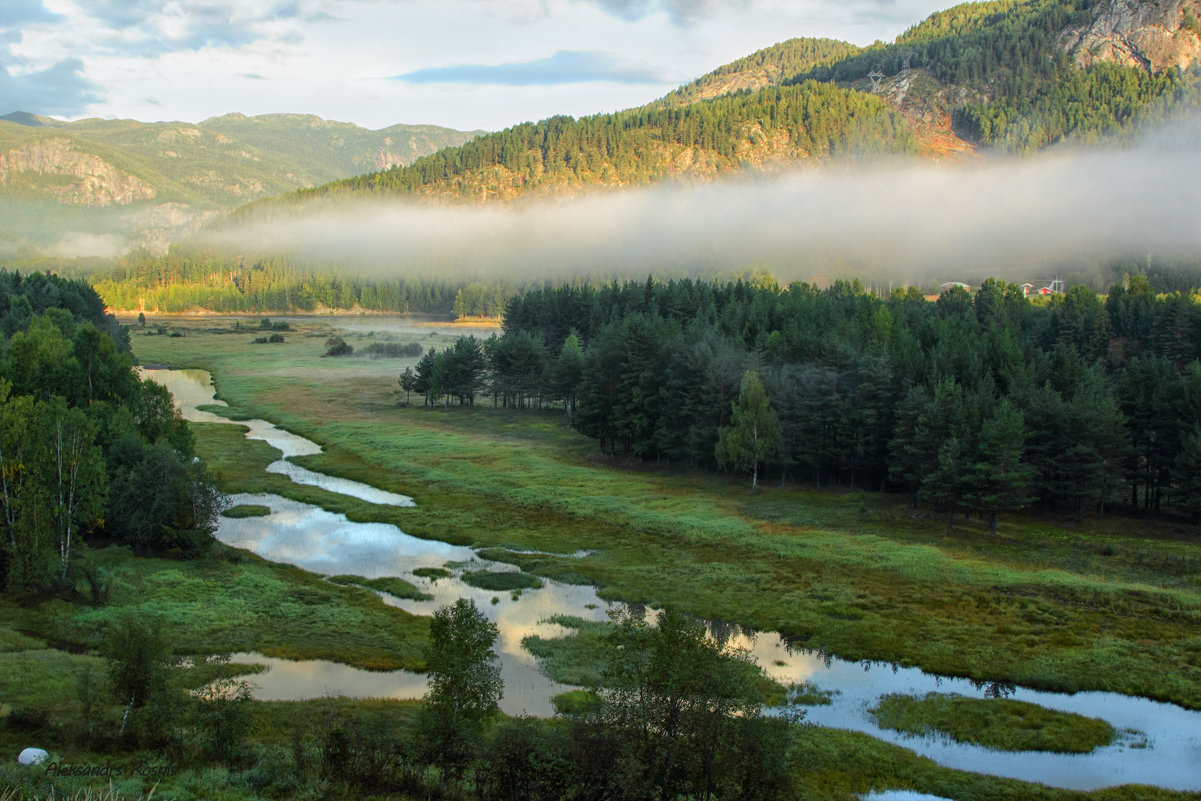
[{"x1": 155, "y1": 368, "x2": 1201, "y2": 791}]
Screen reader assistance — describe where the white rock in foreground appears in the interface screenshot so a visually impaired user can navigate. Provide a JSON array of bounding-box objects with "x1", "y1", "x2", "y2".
[{"x1": 18, "y1": 747, "x2": 48, "y2": 766}]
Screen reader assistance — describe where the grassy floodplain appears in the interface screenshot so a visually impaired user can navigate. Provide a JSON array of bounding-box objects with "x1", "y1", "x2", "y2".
[
  {"x1": 5, "y1": 314, "x2": 1194, "y2": 799},
  {"x1": 131, "y1": 316, "x2": 1201, "y2": 711}
]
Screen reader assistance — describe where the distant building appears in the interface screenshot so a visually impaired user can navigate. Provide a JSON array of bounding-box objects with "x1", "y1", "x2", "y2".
[
  {"x1": 1020, "y1": 282, "x2": 1034, "y2": 298},
  {"x1": 1037, "y1": 279, "x2": 1065, "y2": 296},
  {"x1": 939, "y1": 281, "x2": 972, "y2": 293}
]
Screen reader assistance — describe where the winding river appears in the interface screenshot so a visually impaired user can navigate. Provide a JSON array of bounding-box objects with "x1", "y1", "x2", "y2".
[{"x1": 147, "y1": 368, "x2": 1201, "y2": 793}]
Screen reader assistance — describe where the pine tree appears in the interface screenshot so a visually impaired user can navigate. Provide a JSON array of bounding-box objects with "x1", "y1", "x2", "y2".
[
  {"x1": 963, "y1": 401, "x2": 1035, "y2": 536},
  {"x1": 920, "y1": 436, "x2": 964, "y2": 530},
  {"x1": 1175, "y1": 426, "x2": 1201, "y2": 533}
]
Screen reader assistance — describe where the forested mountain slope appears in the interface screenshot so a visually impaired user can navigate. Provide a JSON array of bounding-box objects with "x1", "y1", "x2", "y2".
[
  {"x1": 70, "y1": 0, "x2": 1201, "y2": 316},
  {"x1": 292, "y1": 81, "x2": 913, "y2": 203},
  {"x1": 651, "y1": 38, "x2": 865, "y2": 108},
  {"x1": 259, "y1": 0, "x2": 1200, "y2": 211},
  {"x1": 0, "y1": 113, "x2": 481, "y2": 257}
]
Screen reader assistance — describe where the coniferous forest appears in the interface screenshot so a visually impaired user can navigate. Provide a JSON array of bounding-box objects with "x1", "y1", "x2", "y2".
[{"x1": 410, "y1": 277, "x2": 1201, "y2": 529}]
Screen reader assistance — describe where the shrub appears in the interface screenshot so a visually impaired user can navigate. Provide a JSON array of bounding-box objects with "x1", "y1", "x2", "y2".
[
  {"x1": 324, "y1": 336, "x2": 353, "y2": 357},
  {"x1": 364, "y1": 342, "x2": 423, "y2": 358},
  {"x1": 192, "y1": 678, "x2": 255, "y2": 765}
]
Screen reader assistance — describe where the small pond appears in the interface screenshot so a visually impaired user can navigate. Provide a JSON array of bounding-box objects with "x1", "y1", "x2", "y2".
[{"x1": 149, "y1": 368, "x2": 1201, "y2": 792}]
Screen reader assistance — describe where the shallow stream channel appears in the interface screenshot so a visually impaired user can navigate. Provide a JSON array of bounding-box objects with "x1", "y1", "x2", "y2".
[{"x1": 149, "y1": 368, "x2": 1201, "y2": 793}]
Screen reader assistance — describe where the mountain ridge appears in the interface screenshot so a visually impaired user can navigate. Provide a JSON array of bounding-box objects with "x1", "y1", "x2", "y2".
[
  {"x1": 247, "y1": 0, "x2": 1200, "y2": 217},
  {"x1": 0, "y1": 112, "x2": 483, "y2": 257},
  {"x1": 6, "y1": 0, "x2": 1201, "y2": 262}
]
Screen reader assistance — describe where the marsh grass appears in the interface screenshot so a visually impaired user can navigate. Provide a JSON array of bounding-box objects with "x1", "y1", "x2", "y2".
[
  {"x1": 459, "y1": 570, "x2": 543, "y2": 592},
  {"x1": 131, "y1": 321, "x2": 1201, "y2": 712},
  {"x1": 523, "y1": 615, "x2": 789, "y2": 703},
  {"x1": 551, "y1": 689, "x2": 602, "y2": 716},
  {"x1": 869, "y1": 692, "x2": 1117, "y2": 753},
  {"x1": 790, "y1": 681, "x2": 835, "y2": 706},
  {"x1": 220, "y1": 505, "x2": 270, "y2": 519},
  {"x1": 522, "y1": 616, "x2": 614, "y2": 687},
  {"x1": 0, "y1": 545, "x2": 429, "y2": 673},
  {"x1": 412, "y1": 567, "x2": 451, "y2": 581},
  {"x1": 0, "y1": 785, "x2": 155, "y2": 801},
  {"x1": 326, "y1": 574, "x2": 431, "y2": 601},
  {"x1": 790, "y1": 725, "x2": 1188, "y2": 801},
  {"x1": 0, "y1": 317, "x2": 1174, "y2": 801}
]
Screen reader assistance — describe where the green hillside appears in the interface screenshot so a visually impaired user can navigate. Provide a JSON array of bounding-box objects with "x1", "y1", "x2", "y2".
[
  {"x1": 0, "y1": 113, "x2": 482, "y2": 257},
  {"x1": 297, "y1": 81, "x2": 913, "y2": 201},
  {"x1": 199, "y1": 113, "x2": 486, "y2": 179},
  {"x1": 258, "y1": 0, "x2": 1199, "y2": 209}
]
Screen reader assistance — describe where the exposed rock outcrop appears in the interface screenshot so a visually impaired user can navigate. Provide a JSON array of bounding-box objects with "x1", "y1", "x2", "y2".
[
  {"x1": 1061, "y1": 0, "x2": 1201, "y2": 72},
  {"x1": 127, "y1": 203, "x2": 219, "y2": 257},
  {"x1": 0, "y1": 138, "x2": 156, "y2": 206}
]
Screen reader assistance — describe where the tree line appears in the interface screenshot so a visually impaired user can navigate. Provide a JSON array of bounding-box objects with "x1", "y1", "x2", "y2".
[
  {"x1": 419, "y1": 276, "x2": 1201, "y2": 529},
  {"x1": 91, "y1": 250, "x2": 517, "y2": 317},
  {"x1": 0, "y1": 269, "x2": 222, "y2": 593}
]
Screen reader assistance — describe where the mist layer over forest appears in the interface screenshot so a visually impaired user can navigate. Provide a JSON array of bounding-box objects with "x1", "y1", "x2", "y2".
[{"x1": 207, "y1": 114, "x2": 1201, "y2": 290}]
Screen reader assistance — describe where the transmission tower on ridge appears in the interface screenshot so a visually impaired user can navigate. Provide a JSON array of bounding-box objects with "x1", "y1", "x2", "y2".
[
  {"x1": 899, "y1": 49, "x2": 915, "y2": 75},
  {"x1": 868, "y1": 70, "x2": 885, "y2": 92}
]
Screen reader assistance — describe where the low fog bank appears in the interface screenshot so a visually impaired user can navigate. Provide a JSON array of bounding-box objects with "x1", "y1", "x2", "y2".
[{"x1": 208, "y1": 128, "x2": 1201, "y2": 289}]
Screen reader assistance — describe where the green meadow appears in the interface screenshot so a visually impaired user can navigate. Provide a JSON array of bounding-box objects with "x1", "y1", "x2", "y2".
[
  {"x1": 4, "y1": 314, "x2": 1198, "y2": 800},
  {"x1": 131, "y1": 317, "x2": 1201, "y2": 710}
]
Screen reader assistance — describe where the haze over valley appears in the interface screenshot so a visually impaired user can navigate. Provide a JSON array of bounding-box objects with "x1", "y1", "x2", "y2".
[{"x1": 4, "y1": 2, "x2": 1201, "y2": 800}]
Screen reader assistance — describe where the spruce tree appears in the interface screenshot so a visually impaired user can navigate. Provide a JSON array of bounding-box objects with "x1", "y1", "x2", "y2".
[{"x1": 963, "y1": 401, "x2": 1035, "y2": 536}]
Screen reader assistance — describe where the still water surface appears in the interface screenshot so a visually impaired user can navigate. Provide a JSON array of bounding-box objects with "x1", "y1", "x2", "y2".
[{"x1": 149, "y1": 368, "x2": 1201, "y2": 792}]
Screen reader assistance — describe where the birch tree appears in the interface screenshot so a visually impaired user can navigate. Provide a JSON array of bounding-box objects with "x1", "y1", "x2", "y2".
[
  {"x1": 716, "y1": 370, "x2": 780, "y2": 490},
  {"x1": 33, "y1": 398, "x2": 106, "y2": 580}
]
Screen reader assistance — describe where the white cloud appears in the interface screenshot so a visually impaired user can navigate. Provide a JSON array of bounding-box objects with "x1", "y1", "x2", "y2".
[{"x1": 8, "y1": 0, "x2": 954, "y2": 129}]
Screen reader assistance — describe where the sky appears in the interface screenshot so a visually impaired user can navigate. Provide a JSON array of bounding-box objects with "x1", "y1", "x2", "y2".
[{"x1": 2, "y1": 0, "x2": 953, "y2": 132}]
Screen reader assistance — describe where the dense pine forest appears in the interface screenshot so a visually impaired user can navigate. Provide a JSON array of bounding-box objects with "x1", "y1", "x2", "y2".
[
  {"x1": 411, "y1": 276, "x2": 1201, "y2": 529},
  {"x1": 286, "y1": 80, "x2": 912, "y2": 202},
  {"x1": 652, "y1": 37, "x2": 866, "y2": 108}
]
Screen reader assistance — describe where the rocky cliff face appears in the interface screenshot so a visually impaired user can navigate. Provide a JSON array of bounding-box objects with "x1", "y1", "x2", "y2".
[
  {"x1": 0, "y1": 138, "x2": 156, "y2": 206},
  {"x1": 1061, "y1": 0, "x2": 1201, "y2": 72},
  {"x1": 127, "y1": 202, "x2": 217, "y2": 256}
]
